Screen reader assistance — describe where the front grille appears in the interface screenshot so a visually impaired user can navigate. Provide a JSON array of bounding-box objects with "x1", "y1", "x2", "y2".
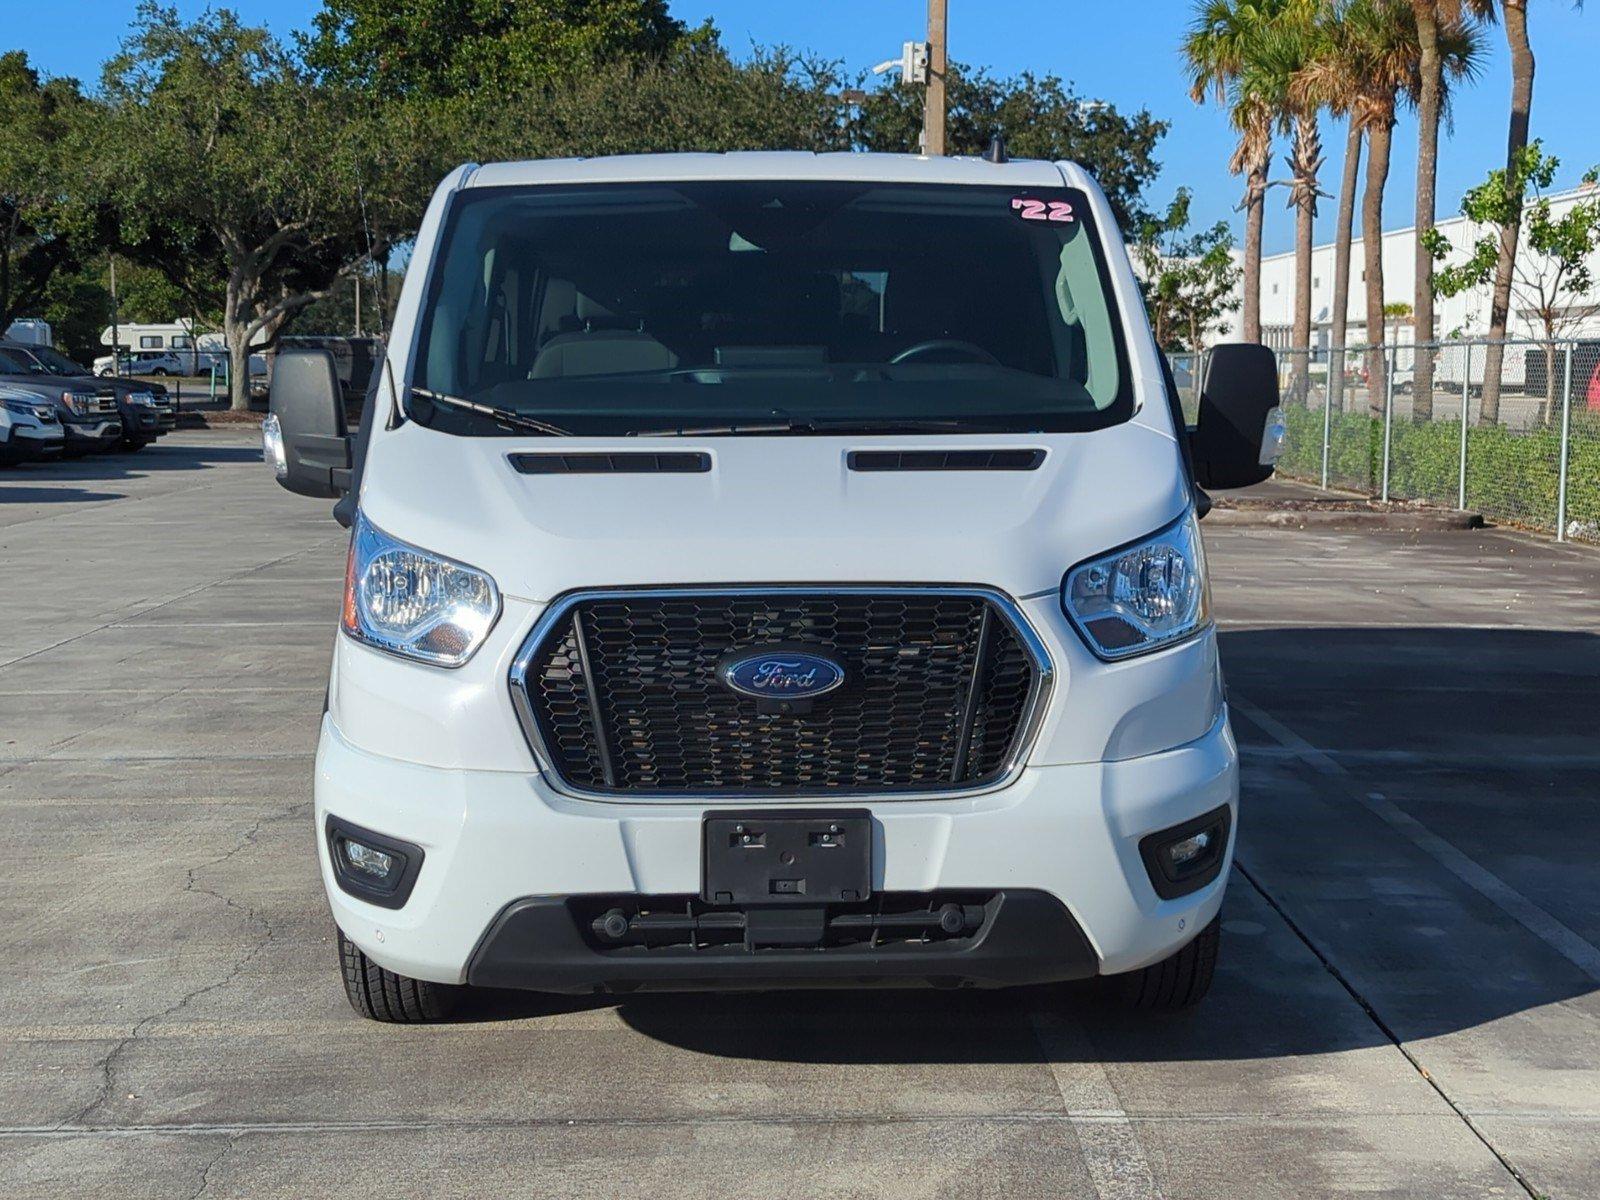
[{"x1": 514, "y1": 589, "x2": 1047, "y2": 797}]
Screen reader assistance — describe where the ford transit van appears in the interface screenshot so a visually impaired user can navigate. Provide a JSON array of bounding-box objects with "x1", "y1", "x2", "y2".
[{"x1": 265, "y1": 153, "x2": 1283, "y2": 1021}]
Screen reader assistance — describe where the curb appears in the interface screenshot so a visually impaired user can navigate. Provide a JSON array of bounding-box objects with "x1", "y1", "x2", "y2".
[{"x1": 1208, "y1": 506, "x2": 1484, "y2": 531}]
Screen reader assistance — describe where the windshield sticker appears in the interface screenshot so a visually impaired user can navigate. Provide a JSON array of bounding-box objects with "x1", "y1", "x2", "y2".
[{"x1": 1011, "y1": 197, "x2": 1075, "y2": 223}]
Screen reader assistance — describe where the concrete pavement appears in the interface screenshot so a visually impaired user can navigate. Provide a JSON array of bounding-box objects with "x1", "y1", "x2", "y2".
[{"x1": 0, "y1": 430, "x2": 1596, "y2": 1198}]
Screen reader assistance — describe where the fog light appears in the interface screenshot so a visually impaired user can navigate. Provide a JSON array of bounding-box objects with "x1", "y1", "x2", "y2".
[
  {"x1": 326, "y1": 817, "x2": 423, "y2": 910},
  {"x1": 1164, "y1": 830, "x2": 1212, "y2": 870},
  {"x1": 1139, "y1": 805, "x2": 1231, "y2": 900},
  {"x1": 343, "y1": 840, "x2": 395, "y2": 879}
]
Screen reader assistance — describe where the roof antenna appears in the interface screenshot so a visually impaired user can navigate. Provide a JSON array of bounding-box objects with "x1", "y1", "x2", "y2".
[{"x1": 984, "y1": 132, "x2": 1008, "y2": 164}]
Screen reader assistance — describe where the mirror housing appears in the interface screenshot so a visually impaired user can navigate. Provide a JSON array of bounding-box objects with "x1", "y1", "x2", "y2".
[
  {"x1": 1190, "y1": 343, "x2": 1283, "y2": 491},
  {"x1": 268, "y1": 349, "x2": 351, "y2": 499}
]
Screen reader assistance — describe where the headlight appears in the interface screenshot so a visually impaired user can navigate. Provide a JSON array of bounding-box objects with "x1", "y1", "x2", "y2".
[
  {"x1": 1062, "y1": 511, "x2": 1211, "y2": 660},
  {"x1": 63, "y1": 390, "x2": 97, "y2": 414},
  {"x1": 342, "y1": 513, "x2": 500, "y2": 667},
  {"x1": 128, "y1": 392, "x2": 159, "y2": 407},
  {"x1": 1, "y1": 396, "x2": 54, "y2": 419},
  {"x1": 261, "y1": 412, "x2": 287, "y2": 481}
]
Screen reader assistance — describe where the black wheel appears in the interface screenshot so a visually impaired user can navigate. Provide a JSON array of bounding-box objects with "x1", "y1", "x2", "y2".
[
  {"x1": 337, "y1": 927, "x2": 459, "y2": 1022},
  {"x1": 1107, "y1": 917, "x2": 1219, "y2": 1011}
]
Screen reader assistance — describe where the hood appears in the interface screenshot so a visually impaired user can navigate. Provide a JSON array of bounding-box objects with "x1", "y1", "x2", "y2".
[{"x1": 358, "y1": 418, "x2": 1191, "y2": 603}]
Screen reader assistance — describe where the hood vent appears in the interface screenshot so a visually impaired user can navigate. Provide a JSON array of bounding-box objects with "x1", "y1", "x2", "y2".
[
  {"x1": 847, "y1": 449, "x2": 1045, "y2": 473},
  {"x1": 510, "y1": 451, "x2": 712, "y2": 475}
]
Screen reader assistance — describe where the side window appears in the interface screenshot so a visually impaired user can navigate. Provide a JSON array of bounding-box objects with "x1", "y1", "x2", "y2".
[{"x1": 139, "y1": 335, "x2": 162, "y2": 349}]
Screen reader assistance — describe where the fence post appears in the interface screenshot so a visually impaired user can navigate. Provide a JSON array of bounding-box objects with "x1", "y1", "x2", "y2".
[
  {"x1": 1556, "y1": 343, "x2": 1574, "y2": 542},
  {"x1": 1320, "y1": 354, "x2": 1332, "y2": 491},
  {"x1": 1381, "y1": 351, "x2": 1395, "y2": 502},
  {"x1": 1458, "y1": 342, "x2": 1472, "y2": 511}
]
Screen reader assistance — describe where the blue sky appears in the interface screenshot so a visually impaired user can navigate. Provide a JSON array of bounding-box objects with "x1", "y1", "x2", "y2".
[{"x1": 13, "y1": 0, "x2": 1598, "y2": 255}]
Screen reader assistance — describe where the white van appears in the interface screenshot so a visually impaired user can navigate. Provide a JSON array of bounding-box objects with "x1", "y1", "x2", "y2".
[{"x1": 264, "y1": 153, "x2": 1283, "y2": 1021}]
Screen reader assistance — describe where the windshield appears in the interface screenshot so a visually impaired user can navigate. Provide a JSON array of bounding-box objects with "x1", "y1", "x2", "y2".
[
  {"x1": 21, "y1": 346, "x2": 89, "y2": 376},
  {"x1": 411, "y1": 180, "x2": 1132, "y2": 436},
  {"x1": 0, "y1": 347, "x2": 50, "y2": 375}
]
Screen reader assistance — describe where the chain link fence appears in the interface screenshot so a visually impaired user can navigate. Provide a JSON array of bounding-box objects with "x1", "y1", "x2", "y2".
[{"x1": 1242, "y1": 337, "x2": 1600, "y2": 544}]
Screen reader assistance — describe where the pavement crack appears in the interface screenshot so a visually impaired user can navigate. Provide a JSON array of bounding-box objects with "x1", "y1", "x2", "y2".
[
  {"x1": 57, "y1": 802, "x2": 309, "y2": 1131},
  {"x1": 188, "y1": 1132, "x2": 237, "y2": 1200},
  {"x1": 1233, "y1": 859, "x2": 1541, "y2": 1200}
]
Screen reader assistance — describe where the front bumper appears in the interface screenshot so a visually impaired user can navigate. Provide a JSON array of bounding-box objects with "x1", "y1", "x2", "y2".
[
  {"x1": 3, "y1": 423, "x2": 65, "y2": 459},
  {"x1": 62, "y1": 418, "x2": 122, "y2": 449},
  {"x1": 316, "y1": 709, "x2": 1238, "y2": 990},
  {"x1": 121, "y1": 407, "x2": 164, "y2": 438}
]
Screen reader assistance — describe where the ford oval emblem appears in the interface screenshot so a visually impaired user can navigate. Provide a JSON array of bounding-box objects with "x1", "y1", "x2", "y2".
[{"x1": 718, "y1": 648, "x2": 846, "y2": 701}]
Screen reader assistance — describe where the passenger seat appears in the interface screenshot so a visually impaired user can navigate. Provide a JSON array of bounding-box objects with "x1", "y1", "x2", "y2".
[{"x1": 529, "y1": 295, "x2": 677, "y2": 379}]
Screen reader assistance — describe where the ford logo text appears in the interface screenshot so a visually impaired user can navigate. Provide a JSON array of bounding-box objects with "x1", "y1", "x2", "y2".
[{"x1": 718, "y1": 649, "x2": 846, "y2": 701}]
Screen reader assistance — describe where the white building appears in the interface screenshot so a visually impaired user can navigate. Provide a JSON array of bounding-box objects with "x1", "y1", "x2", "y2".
[{"x1": 1219, "y1": 181, "x2": 1600, "y2": 349}]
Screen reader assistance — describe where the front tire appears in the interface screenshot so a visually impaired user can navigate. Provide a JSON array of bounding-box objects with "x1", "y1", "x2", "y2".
[
  {"x1": 338, "y1": 928, "x2": 459, "y2": 1022},
  {"x1": 1108, "y1": 917, "x2": 1219, "y2": 1011}
]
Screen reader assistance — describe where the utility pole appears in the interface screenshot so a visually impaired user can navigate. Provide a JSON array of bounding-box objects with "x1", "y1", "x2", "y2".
[
  {"x1": 109, "y1": 257, "x2": 121, "y2": 378},
  {"x1": 924, "y1": 0, "x2": 947, "y2": 156}
]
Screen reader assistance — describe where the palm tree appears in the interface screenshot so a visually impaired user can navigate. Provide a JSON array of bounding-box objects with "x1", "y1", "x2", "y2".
[
  {"x1": 1409, "y1": 0, "x2": 1492, "y2": 417},
  {"x1": 1184, "y1": 0, "x2": 1299, "y2": 344},
  {"x1": 1477, "y1": 1, "x2": 1582, "y2": 422},
  {"x1": 1292, "y1": 1, "x2": 1371, "y2": 411},
  {"x1": 1237, "y1": 3, "x2": 1325, "y2": 399}
]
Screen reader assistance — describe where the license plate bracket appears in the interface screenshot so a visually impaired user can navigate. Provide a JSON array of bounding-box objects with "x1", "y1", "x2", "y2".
[{"x1": 702, "y1": 809, "x2": 872, "y2": 905}]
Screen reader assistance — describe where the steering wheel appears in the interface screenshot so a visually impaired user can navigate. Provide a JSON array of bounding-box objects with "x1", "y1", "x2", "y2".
[{"x1": 889, "y1": 339, "x2": 1002, "y2": 366}]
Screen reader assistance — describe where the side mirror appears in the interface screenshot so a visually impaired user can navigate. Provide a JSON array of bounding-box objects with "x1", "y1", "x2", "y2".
[
  {"x1": 1190, "y1": 343, "x2": 1285, "y2": 490},
  {"x1": 265, "y1": 349, "x2": 350, "y2": 499}
]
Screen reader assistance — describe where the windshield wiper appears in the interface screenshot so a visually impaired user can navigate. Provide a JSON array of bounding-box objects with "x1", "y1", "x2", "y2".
[
  {"x1": 804, "y1": 417, "x2": 978, "y2": 434},
  {"x1": 411, "y1": 386, "x2": 572, "y2": 436},
  {"x1": 629, "y1": 419, "x2": 806, "y2": 436},
  {"x1": 629, "y1": 415, "x2": 993, "y2": 437}
]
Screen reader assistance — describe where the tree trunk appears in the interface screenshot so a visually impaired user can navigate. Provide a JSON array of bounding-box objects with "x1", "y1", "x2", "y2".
[
  {"x1": 1330, "y1": 122, "x2": 1363, "y2": 413},
  {"x1": 1411, "y1": 1, "x2": 1443, "y2": 419},
  {"x1": 1290, "y1": 113, "x2": 1322, "y2": 407},
  {"x1": 1241, "y1": 146, "x2": 1270, "y2": 343},
  {"x1": 225, "y1": 322, "x2": 253, "y2": 412},
  {"x1": 1480, "y1": 0, "x2": 1535, "y2": 426},
  {"x1": 1362, "y1": 117, "x2": 1394, "y2": 418}
]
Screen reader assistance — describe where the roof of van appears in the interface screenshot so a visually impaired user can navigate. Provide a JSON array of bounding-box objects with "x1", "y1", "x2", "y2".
[{"x1": 466, "y1": 151, "x2": 1079, "y2": 191}]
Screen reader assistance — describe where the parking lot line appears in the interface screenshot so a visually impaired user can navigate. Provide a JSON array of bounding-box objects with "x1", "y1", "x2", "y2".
[{"x1": 1231, "y1": 696, "x2": 1600, "y2": 986}]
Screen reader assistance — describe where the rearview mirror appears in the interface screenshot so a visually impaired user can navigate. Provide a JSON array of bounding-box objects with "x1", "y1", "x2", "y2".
[
  {"x1": 265, "y1": 349, "x2": 350, "y2": 499},
  {"x1": 1190, "y1": 343, "x2": 1284, "y2": 491}
]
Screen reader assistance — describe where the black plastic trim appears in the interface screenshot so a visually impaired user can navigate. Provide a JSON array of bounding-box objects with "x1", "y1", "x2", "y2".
[
  {"x1": 510, "y1": 451, "x2": 712, "y2": 474},
  {"x1": 466, "y1": 888, "x2": 1099, "y2": 993},
  {"x1": 1138, "y1": 803, "x2": 1232, "y2": 900},
  {"x1": 846, "y1": 449, "x2": 1046, "y2": 472},
  {"x1": 325, "y1": 815, "x2": 425, "y2": 910}
]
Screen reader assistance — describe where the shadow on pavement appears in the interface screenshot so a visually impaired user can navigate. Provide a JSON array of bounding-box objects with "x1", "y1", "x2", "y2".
[{"x1": 0, "y1": 440, "x2": 263, "y2": 501}]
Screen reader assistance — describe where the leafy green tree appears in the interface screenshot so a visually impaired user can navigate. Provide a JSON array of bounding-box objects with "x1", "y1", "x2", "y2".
[
  {"x1": 302, "y1": 0, "x2": 707, "y2": 98},
  {"x1": 90, "y1": 5, "x2": 425, "y2": 408},
  {"x1": 475, "y1": 44, "x2": 849, "y2": 162},
  {"x1": 0, "y1": 52, "x2": 94, "y2": 331},
  {"x1": 1133, "y1": 189, "x2": 1242, "y2": 351},
  {"x1": 1427, "y1": 143, "x2": 1600, "y2": 409},
  {"x1": 849, "y1": 63, "x2": 1166, "y2": 230}
]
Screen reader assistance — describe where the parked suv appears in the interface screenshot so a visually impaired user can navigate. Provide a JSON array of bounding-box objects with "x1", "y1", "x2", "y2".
[
  {"x1": 1, "y1": 340, "x2": 172, "y2": 450},
  {"x1": 265, "y1": 153, "x2": 1283, "y2": 1022},
  {"x1": 94, "y1": 348, "x2": 191, "y2": 377},
  {"x1": 0, "y1": 383, "x2": 65, "y2": 464}
]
